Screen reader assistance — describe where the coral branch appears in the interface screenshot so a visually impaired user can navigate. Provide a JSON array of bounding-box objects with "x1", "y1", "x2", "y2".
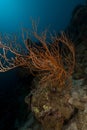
[{"x1": 0, "y1": 25, "x2": 75, "y2": 87}]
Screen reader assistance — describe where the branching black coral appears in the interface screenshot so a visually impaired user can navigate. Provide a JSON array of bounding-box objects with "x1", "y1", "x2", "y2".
[{"x1": 0, "y1": 23, "x2": 75, "y2": 87}]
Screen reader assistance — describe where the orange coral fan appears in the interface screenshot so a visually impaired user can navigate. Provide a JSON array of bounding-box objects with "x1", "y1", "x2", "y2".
[
  {"x1": 0, "y1": 23, "x2": 75, "y2": 87},
  {"x1": 25, "y1": 31, "x2": 75, "y2": 87}
]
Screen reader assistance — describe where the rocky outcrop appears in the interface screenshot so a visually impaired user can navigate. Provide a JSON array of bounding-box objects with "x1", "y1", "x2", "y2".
[{"x1": 18, "y1": 5, "x2": 87, "y2": 130}]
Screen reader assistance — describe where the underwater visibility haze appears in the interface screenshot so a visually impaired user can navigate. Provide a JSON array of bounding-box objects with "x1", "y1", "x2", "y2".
[
  {"x1": 0, "y1": 0, "x2": 86, "y2": 130},
  {"x1": 0, "y1": 0, "x2": 85, "y2": 33},
  {"x1": 0, "y1": 0, "x2": 85, "y2": 87}
]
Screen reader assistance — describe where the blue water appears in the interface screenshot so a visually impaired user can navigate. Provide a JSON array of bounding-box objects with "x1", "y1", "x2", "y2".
[
  {"x1": 0, "y1": 0, "x2": 86, "y2": 130},
  {"x1": 0, "y1": 0, "x2": 85, "y2": 34},
  {"x1": 0, "y1": 0, "x2": 85, "y2": 88}
]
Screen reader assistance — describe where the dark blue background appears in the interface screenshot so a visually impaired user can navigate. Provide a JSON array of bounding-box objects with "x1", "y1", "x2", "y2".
[
  {"x1": 0, "y1": 0, "x2": 86, "y2": 129},
  {"x1": 0, "y1": 0, "x2": 85, "y2": 87},
  {"x1": 0, "y1": 0, "x2": 85, "y2": 34},
  {"x1": 0, "y1": 0, "x2": 85, "y2": 89}
]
